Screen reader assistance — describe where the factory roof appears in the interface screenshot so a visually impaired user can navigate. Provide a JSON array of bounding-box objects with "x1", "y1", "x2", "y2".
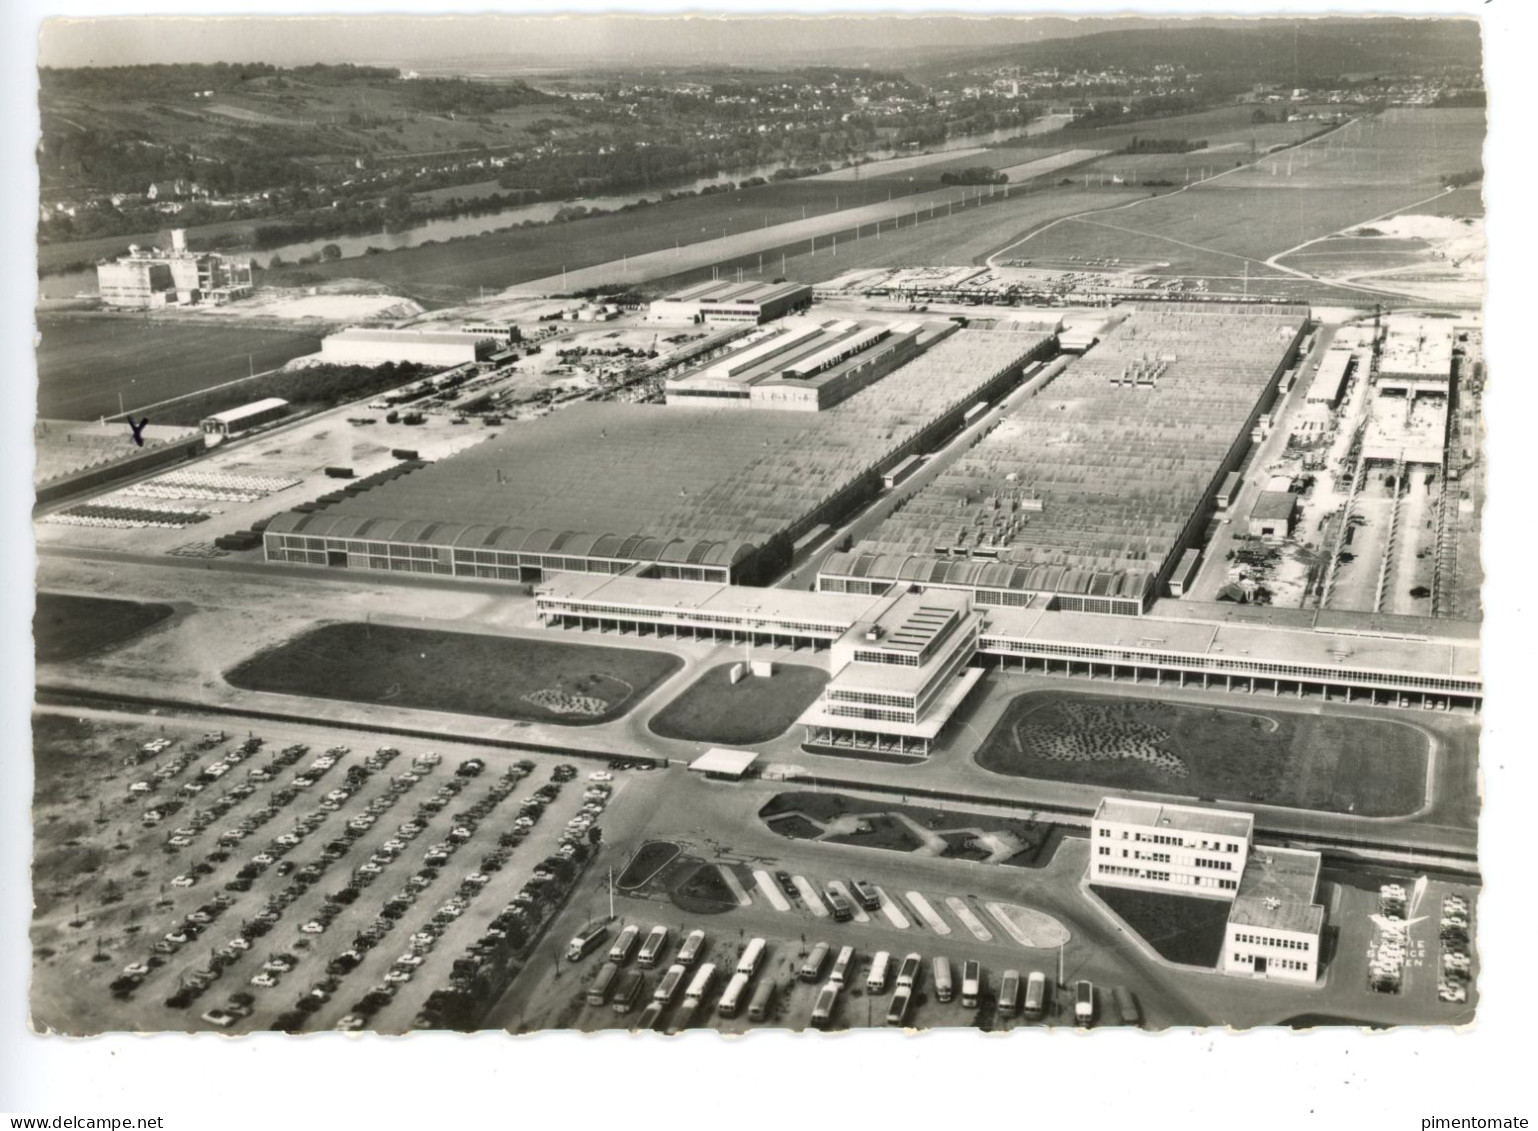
[
  {"x1": 1094, "y1": 797, "x2": 1255, "y2": 839},
  {"x1": 326, "y1": 327, "x2": 496, "y2": 344},
  {"x1": 981, "y1": 605, "x2": 1480, "y2": 682},
  {"x1": 1250, "y1": 491, "x2": 1298, "y2": 522},
  {"x1": 689, "y1": 747, "x2": 759, "y2": 778},
  {"x1": 662, "y1": 279, "x2": 811, "y2": 306},
  {"x1": 203, "y1": 397, "x2": 288, "y2": 425}
]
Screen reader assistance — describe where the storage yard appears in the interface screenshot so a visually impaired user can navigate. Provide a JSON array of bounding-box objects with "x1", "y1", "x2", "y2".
[{"x1": 820, "y1": 305, "x2": 1305, "y2": 613}]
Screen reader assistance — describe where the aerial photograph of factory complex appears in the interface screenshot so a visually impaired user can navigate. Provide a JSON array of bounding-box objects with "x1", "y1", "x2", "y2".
[{"x1": 26, "y1": 12, "x2": 1486, "y2": 1041}]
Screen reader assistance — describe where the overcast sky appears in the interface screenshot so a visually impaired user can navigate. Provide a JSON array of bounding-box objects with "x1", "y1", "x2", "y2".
[{"x1": 35, "y1": 12, "x2": 1267, "y2": 71}]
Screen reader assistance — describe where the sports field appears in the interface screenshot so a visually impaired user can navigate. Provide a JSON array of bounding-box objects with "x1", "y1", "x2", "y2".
[
  {"x1": 647, "y1": 662, "x2": 828, "y2": 745},
  {"x1": 36, "y1": 314, "x2": 322, "y2": 421},
  {"x1": 225, "y1": 623, "x2": 682, "y2": 725},
  {"x1": 974, "y1": 690, "x2": 1431, "y2": 817},
  {"x1": 34, "y1": 593, "x2": 175, "y2": 664}
]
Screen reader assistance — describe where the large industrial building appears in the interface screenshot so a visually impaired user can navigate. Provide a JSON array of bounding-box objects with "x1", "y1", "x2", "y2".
[
  {"x1": 534, "y1": 573, "x2": 1483, "y2": 714},
  {"x1": 320, "y1": 327, "x2": 499, "y2": 367},
  {"x1": 818, "y1": 304, "x2": 1307, "y2": 614},
  {"x1": 265, "y1": 329, "x2": 1053, "y2": 588},
  {"x1": 664, "y1": 317, "x2": 941, "y2": 412},
  {"x1": 96, "y1": 229, "x2": 253, "y2": 308},
  {"x1": 1090, "y1": 798, "x2": 1325, "y2": 984},
  {"x1": 647, "y1": 280, "x2": 813, "y2": 325}
]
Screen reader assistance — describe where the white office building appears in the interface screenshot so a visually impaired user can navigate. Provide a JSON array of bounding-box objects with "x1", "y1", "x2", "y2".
[
  {"x1": 1090, "y1": 798, "x2": 1250, "y2": 896},
  {"x1": 1090, "y1": 796, "x2": 1325, "y2": 984}
]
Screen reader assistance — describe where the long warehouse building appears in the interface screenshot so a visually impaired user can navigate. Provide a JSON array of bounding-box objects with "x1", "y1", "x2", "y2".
[
  {"x1": 264, "y1": 329, "x2": 1053, "y2": 587},
  {"x1": 819, "y1": 304, "x2": 1308, "y2": 615}
]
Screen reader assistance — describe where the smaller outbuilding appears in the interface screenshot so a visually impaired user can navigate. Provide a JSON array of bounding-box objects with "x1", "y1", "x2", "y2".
[
  {"x1": 1248, "y1": 491, "x2": 1298, "y2": 541},
  {"x1": 688, "y1": 747, "x2": 759, "y2": 781}
]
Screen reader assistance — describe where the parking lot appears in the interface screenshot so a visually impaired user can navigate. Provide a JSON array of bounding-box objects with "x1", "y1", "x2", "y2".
[{"x1": 29, "y1": 710, "x2": 639, "y2": 1034}]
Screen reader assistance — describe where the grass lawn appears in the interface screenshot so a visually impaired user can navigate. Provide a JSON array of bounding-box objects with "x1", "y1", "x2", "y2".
[
  {"x1": 974, "y1": 690, "x2": 1430, "y2": 817},
  {"x1": 1092, "y1": 884, "x2": 1231, "y2": 968},
  {"x1": 670, "y1": 863, "x2": 739, "y2": 915},
  {"x1": 759, "y1": 791, "x2": 1050, "y2": 867},
  {"x1": 36, "y1": 314, "x2": 322, "y2": 420},
  {"x1": 648, "y1": 662, "x2": 828, "y2": 745},
  {"x1": 34, "y1": 593, "x2": 175, "y2": 664},
  {"x1": 225, "y1": 623, "x2": 682, "y2": 725}
]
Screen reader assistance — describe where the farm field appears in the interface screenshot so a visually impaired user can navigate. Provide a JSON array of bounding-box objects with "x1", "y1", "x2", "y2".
[
  {"x1": 34, "y1": 593, "x2": 176, "y2": 664},
  {"x1": 35, "y1": 314, "x2": 323, "y2": 420},
  {"x1": 974, "y1": 690, "x2": 1431, "y2": 817},
  {"x1": 647, "y1": 662, "x2": 828, "y2": 746},
  {"x1": 225, "y1": 623, "x2": 683, "y2": 725}
]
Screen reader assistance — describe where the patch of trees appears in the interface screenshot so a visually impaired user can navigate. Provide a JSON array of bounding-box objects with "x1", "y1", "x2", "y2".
[
  {"x1": 1441, "y1": 168, "x2": 1482, "y2": 189},
  {"x1": 1121, "y1": 136, "x2": 1207, "y2": 154},
  {"x1": 394, "y1": 77, "x2": 551, "y2": 116},
  {"x1": 940, "y1": 166, "x2": 1009, "y2": 186}
]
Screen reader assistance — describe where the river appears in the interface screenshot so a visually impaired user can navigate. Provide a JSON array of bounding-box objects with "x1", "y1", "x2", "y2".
[{"x1": 39, "y1": 116, "x2": 1069, "y2": 301}]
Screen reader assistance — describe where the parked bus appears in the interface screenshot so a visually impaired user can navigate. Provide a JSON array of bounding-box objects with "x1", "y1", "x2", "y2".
[
  {"x1": 567, "y1": 923, "x2": 609, "y2": 963},
  {"x1": 998, "y1": 970, "x2": 1021, "y2": 1017},
  {"x1": 677, "y1": 929, "x2": 707, "y2": 967},
  {"x1": 747, "y1": 979, "x2": 776, "y2": 1023},
  {"x1": 829, "y1": 945, "x2": 856, "y2": 985},
  {"x1": 1075, "y1": 980, "x2": 1096, "y2": 1026},
  {"x1": 1113, "y1": 985, "x2": 1141, "y2": 1027},
  {"x1": 585, "y1": 961, "x2": 620, "y2": 1007},
  {"x1": 961, "y1": 960, "x2": 982, "y2": 1008},
  {"x1": 718, "y1": 971, "x2": 751, "y2": 1018},
  {"x1": 886, "y1": 986, "x2": 913, "y2": 1028},
  {"x1": 684, "y1": 962, "x2": 716, "y2": 1003},
  {"x1": 824, "y1": 886, "x2": 853, "y2": 922},
  {"x1": 800, "y1": 943, "x2": 830, "y2": 983},
  {"x1": 637, "y1": 926, "x2": 671, "y2": 969},
  {"x1": 736, "y1": 938, "x2": 767, "y2": 978},
  {"x1": 896, "y1": 953, "x2": 923, "y2": 992},
  {"x1": 634, "y1": 1001, "x2": 666, "y2": 1031},
  {"x1": 611, "y1": 970, "x2": 645, "y2": 1014},
  {"x1": 850, "y1": 880, "x2": 881, "y2": 912},
  {"x1": 652, "y1": 963, "x2": 688, "y2": 1005},
  {"x1": 867, "y1": 951, "x2": 892, "y2": 994},
  {"x1": 932, "y1": 957, "x2": 954, "y2": 1003},
  {"x1": 810, "y1": 982, "x2": 840, "y2": 1029},
  {"x1": 608, "y1": 924, "x2": 641, "y2": 966},
  {"x1": 667, "y1": 996, "x2": 700, "y2": 1035},
  {"x1": 1024, "y1": 971, "x2": 1048, "y2": 1019}
]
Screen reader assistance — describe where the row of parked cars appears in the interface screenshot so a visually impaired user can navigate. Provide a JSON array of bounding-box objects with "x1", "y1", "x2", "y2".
[{"x1": 1438, "y1": 892, "x2": 1473, "y2": 1004}]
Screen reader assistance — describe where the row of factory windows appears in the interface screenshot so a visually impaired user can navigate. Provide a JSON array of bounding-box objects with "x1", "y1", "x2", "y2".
[
  {"x1": 540, "y1": 601, "x2": 845, "y2": 636},
  {"x1": 826, "y1": 705, "x2": 917, "y2": 724},
  {"x1": 982, "y1": 637, "x2": 1479, "y2": 693}
]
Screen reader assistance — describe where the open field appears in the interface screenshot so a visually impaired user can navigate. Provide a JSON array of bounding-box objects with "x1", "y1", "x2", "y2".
[
  {"x1": 275, "y1": 176, "x2": 937, "y2": 301},
  {"x1": 647, "y1": 662, "x2": 828, "y2": 746},
  {"x1": 654, "y1": 187, "x2": 1131, "y2": 291},
  {"x1": 225, "y1": 623, "x2": 683, "y2": 725},
  {"x1": 1092, "y1": 885, "x2": 1230, "y2": 967},
  {"x1": 34, "y1": 593, "x2": 176, "y2": 664},
  {"x1": 995, "y1": 109, "x2": 1483, "y2": 290},
  {"x1": 975, "y1": 690, "x2": 1431, "y2": 817},
  {"x1": 36, "y1": 313, "x2": 322, "y2": 420}
]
